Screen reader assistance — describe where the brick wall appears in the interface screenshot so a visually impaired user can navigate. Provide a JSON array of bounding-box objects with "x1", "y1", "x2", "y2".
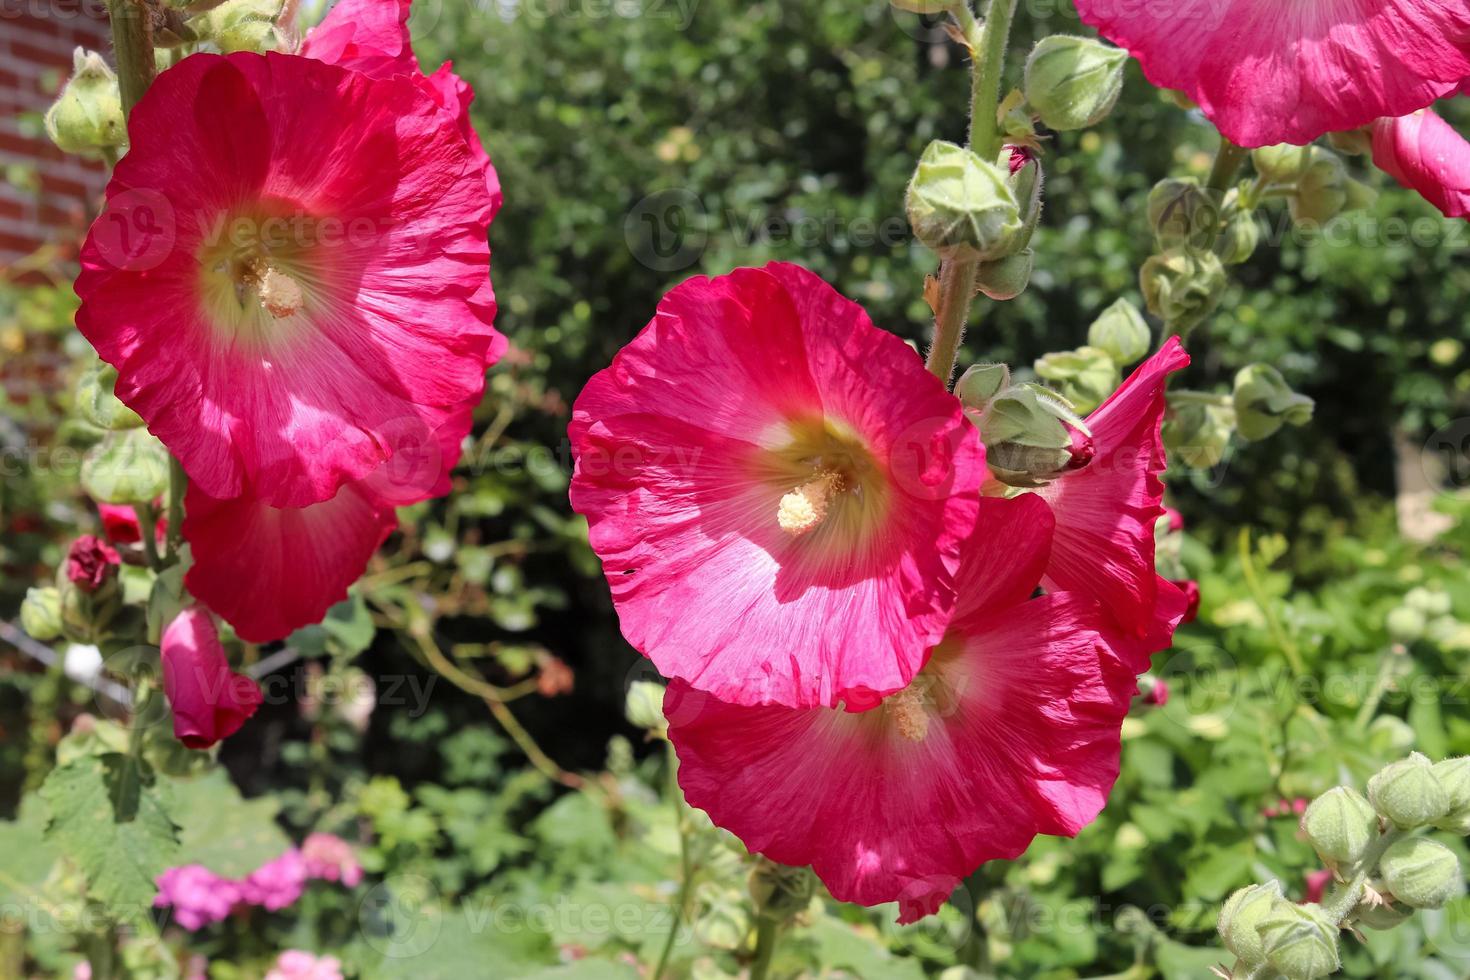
[{"x1": 1, "y1": 1, "x2": 113, "y2": 268}]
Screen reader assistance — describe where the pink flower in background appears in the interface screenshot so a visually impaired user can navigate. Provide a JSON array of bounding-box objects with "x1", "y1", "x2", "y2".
[
  {"x1": 160, "y1": 608, "x2": 263, "y2": 749},
  {"x1": 238, "y1": 849, "x2": 309, "y2": 912},
  {"x1": 1372, "y1": 109, "x2": 1470, "y2": 219},
  {"x1": 97, "y1": 502, "x2": 164, "y2": 545},
  {"x1": 75, "y1": 51, "x2": 500, "y2": 509},
  {"x1": 1039, "y1": 339, "x2": 1191, "y2": 670},
  {"x1": 570, "y1": 263, "x2": 987, "y2": 709},
  {"x1": 154, "y1": 865, "x2": 241, "y2": 930},
  {"x1": 265, "y1": 951, "x2": 344, "y2": 980},
  {"x1": 301, "y1": 833, "x2": 364, "y2": 887},
  {"x1": 65, "y1": 535, "x2": 119, "y2": 593},
  {"x1": 1304, "y1": 868, "x2": 1334, "y2": 904},
  {"x1": 1075, "y1": 0, "x2": 1470, "y2": 146},
  {"x1": 665, "y1": 495, "x2": 1137, "y2": 922},
  {"x1": 1173, "y1": 579, "x2": 1202, "y2": 625}
]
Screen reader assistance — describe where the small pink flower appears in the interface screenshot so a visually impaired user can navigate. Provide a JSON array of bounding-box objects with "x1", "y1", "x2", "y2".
[
  {"x1": 665, "y1": 495, "x2": 1136, "y2": 922},
  {"x1": 1371, "y1": 109, "x2": 1470, "y2": 219},
  {"x1": 1141, "y1": 678, "x2": 1169, "y2": 707},
  {"x1": 97, "y1": 502, "x2": 165, "y2": 545},
  {"x1": 301, "y1": 833, "x2": 363, "y2": 887},
  {"x1": 238, "y1": 849, "x2": 308, "y2": 912},
  {"x1": 1075, "y1": 0, "x2": 1470, "y2": 146},
  {"x1": 264, "y1": 950, "x2": 344, "y2": 980},
  {"x1": 570, "y1": 263, "x2": 987, "y2": 709},
  {"x1": 161, "y1": 608, "x2": 263, "y2": 749},
  {"x1": 66, "y1": 535, "x2": 119, "y2": 593},
  {"x1": 1172, "y1": 579, "x2": 1201, "y2": 625},
  {"x1": 154, "y1": 864, "x2": 241, "y2": 930},
  {"x1": 1161, "y1": 507, "x2": 1184, "y2": 534},
  {"x1": 1304, "y1": 868, "x2": 1334, "y2": 904}
]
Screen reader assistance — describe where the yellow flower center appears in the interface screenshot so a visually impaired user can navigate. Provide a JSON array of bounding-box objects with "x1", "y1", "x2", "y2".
[
  {"x1": 777, "y1": 470, "x2": 846, "y2": 536},
  {"x1": 884, "y1": 682, "x2": 931, "y2": 742}
]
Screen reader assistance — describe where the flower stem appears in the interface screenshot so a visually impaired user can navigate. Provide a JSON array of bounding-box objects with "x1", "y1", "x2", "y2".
[
  {"x1": 106, "y1": 0, "x2": 157, "y2": 117},
  {"x1": 165, "y1": 457, "x2": 186, "y2": 561},
  {"x1": 653, "y1": 743, "x2": 694, "y2": 980},
  {"x1": 1206, "y1": 137, "x2": 1249, "y2": 198},
  {"x1": 134, "y1": 501, "x2": 162, "y2": 570},
  {"x1": 750, "y1": 916, "x2": 783, "y2": 980},
  {"x1": 925, "y1": 257, "x2": 980, "y2": 383},
  {"x1": 1322, "y1": 827, "x2": 1406, "y2": 924}
]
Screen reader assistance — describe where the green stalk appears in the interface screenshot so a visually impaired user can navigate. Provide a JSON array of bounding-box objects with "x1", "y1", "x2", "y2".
[
  {"x1": 166, "y1": 457, "x2": 186, "y2": 561},
  {"x1": 106, "y1": 0, "x2": 156, "y2": 117},
  {"x1": 749, "y1": 916, "x2": 783, "y2": 980}
]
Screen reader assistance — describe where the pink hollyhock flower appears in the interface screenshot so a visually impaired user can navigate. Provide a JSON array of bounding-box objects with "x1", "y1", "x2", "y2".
[
  {"x1": 154, "y1": 864, "x2": 241, "y2": 930},
  {"x1": 74, "y1": 51, "x2": 500, "y2": 509},
  {"x1": 66, "y1": 535, "x2": 120, "y2": 593},
  {"x1": 665, "y1": 495, "x2": 1136, "y2": 922},
  {"x1": 1038, "y1": 339, "x2": 1190, "y2": 669},
  {"x1": 1160, "y1": 507, "x2": 1184, "y2": 534},
  {"x1": 265, "y1": 951, "x2": 344, "y2": 980},
  {"x1": 238, "y1": 849, "x2": 309, "y2": 911},
  {"x1": 182, "y1": 401, "x2": 472, "y2": 642},
  {"x1": 301, "y1": 0, "x2": 502, "y2": 217},
  {"x1": 301, "y1": 832, "x2": 364, "y2": 887},
  {"x1": 1137, "y1": 677, "x2": 1169, "y2": 707},
  {"x1": 97, "y1": 502, "x2": 165, "y2": 545},
  {"x1": 1075, "y1": 0, "x2": 1470, "y2": 147},
  {"x1": 1172, "y1": 578, "x2": 1202, "y2": 625},
  {"x1": 570, "y1": 263, "x2": 986, "y2": 709},
  {"x1": 1372, "y1": 109, "x2": 1470, "y2": 219},
  {"x1": 1304, "y1": 868, "x2": 1334, "y2": 904},
  {"x1": 161, "y1": 608, "x2": 264, "y2": 749}
]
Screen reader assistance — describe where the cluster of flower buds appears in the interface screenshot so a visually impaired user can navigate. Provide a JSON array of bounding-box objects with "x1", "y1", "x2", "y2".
[
  {"x1": 955, "y1": 362, "x2": 1093, "y2": 487},
  {"x1": 1218, "y1": 754, "x2": 1470, "y2": 979},
  {"x1": 191, "y1": 0, "x2": 290, "y2": 54},
  {"x1": 1251, "y1": 145, "x2": 1376, "y2": 230},
  {"x1": 1162, "y1": 363, "x2": 1313, "y2": 472},
  {"x1": 1033, "y1": 298, "x2": 1150, "y2": 412}
]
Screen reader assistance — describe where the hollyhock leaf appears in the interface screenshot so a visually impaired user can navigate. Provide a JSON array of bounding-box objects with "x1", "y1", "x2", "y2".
[
  {"x1": 160, "y1": 608, "x2": 264, "y2": 748},
  {"x1": 75, "y1": 51, "x2": 500, "y2": 508},
  {"x1": 40, "y1": 754, "x2": 180, "y2": 921},
  {"x1": 1039, "y1": 339, "x2": 1190, "y2": 661},
  {"x1": 183, "y1": 482, "x2": 397, "y2": 644},
  {"x1": 569, "y1": 262, "x2": 986, "y2": 709},
  {"x1": 168, "y1": 768, "x2": 291, "y2": 878},
  {"x1": 665, "y1": 577, "x2": 1134, "y2": 922},
  {"x1": 1372, "y1": 109, "x2": 1470, "y2": 219},
  {"x1": 1074, "y1": 0, "x2": 1470, "y2": 147}
]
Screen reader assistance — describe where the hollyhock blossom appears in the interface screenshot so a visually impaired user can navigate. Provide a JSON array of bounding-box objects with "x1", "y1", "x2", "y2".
[
  {"x1": 570, "y1": 263, "x2": 986, "y2": 708},
  {"x1": 161, "y1": 608, "x2": 263, "y2": 749},
  {"x1": 66, "y1": 535, "x2": 119, "y2": 593},
  {"x1": 665, "y1": 495, "x2": 1137, "y2": 921},
  {"x1": 97, "y1": 502, "x2": 164, "y2": 545},
  {"x1": 1371, "y1": 109, "x2": 1470, "y2": 219},
  {"x1": 1173, "y1": 578, "x2": 1202, "y2": 624},
  {"x1": 1037, "y1": 338, "x2": 1190, "y2": 668},
  {"x1": 238, "y1": 849, "x2": 309, "y2": 911},
  {"x1": 301, "y1": 832, "x2": 364, "y2": 887},
  {"x1": 154, "y1": 864, "x2": 241, "y2": 930},
  {"x1": 265, "y1": 951, "x2": 344, "y2": 980},
  {"x1": 1075, "y1": 0, "x2": 1470, "y2": 146},
  {"x1": 301, "y1": 0, "x2": 501, "y2": 216},
  {"x1": 74, "y1": 51, "x2": 500, "y2": 509},
  {"x1": 1304, "y1": 868, "x2": 1334, "y2": 905}
]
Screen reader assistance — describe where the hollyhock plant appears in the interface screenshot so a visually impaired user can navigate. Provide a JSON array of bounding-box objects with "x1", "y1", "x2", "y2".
[
  {"x1": 1372, "y1": 109, "x2": 1470, "y2": 219},
  {"x1": 65, "y1": 535, "x2": 119, "y2": 593},
  {"x1": 74, "y1": 50, "x2": 501, "y2": 509},
  {"x1": 154, "y1": 865, "x2": 241, "y2": 930},
  {"x1": 160, "y1": 608, "x2": 264, "y2": 749},
  {"x1": 97, "y1": 502, "x2": 164, "y2": 545},
  {"x1": 570, "y1": 262, "x2": 986, "y2": 709},
  {"x1": 664, "y1": 495, "x2": 1136, "y2": 921},
  {"x1": 1037, "y1": 339, "x2": 1191, "y2": 668},
  {"x1": 1074, "y1": 0, "x2": 1470, "y2": 146}
]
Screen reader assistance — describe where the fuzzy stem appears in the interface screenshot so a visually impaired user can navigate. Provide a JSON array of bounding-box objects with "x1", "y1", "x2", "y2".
[
  {"x1": 165, "y1": 457, "x2": 186, "y2": 561},
  {"x1": 750, "y1": 917, "x2": 783, "y2": 980},
  {"x1": 106, "y1": 0, "x2": 156, "y2": 117}
]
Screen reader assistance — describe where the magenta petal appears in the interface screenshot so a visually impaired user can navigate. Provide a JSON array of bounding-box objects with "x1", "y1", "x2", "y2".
[
  {"x1": 1372, "y1": 109, "x2": 1470, "y2": 219},
  {"x1": 161, "y1": 608, "x2": 263, "y2": 749}
]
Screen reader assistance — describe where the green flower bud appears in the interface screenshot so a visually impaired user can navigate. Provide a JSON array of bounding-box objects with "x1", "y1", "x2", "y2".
[
  {"x1": 1366, "y1": 715, "x2": 1416, "y2": 756},
  {"x1": 193, "y1": 0, "x2": 286, "y2": 54},
  {"x1": 1290, "y1": 150, "x2": 1350, "y2": 226},
  {"x1": 1252, "y1": 144, "x2": 1314, "y2": 183},
  {"x1": 1386, "y1": 605, "x2": 1427, "y2": 645},
  {"x1": 1405, "y1": 587, "x2": 1452, "y2": 617},
  {"x1": 1431, "y1": 757, "x2": 1470, "y2": 835},
  {"x1": 1218, "y1": 880, "x2": 1282, "y2": 966},
  {"x1": 76, "y1": 362, "x2": 144, "y2": 431},
  {"x1": 748, "y1": 858, "x2": 814, "y2": 924},
  {"x1": 1087, "y1": 298, "x2": 1151, "y2": 365},
  {"x1": 1379, "y1": 837, "x2": 1465, "y2": 909},
  {"x1": 1328, "y1": 129, "x2": 1372, "y2": 157},
  {"x1": 1007, "y1": 150, "x2": 1045, "y2": 251},
  {"x1": 975, "y1": 384, "x2": 1089, "y2": 488},
  {"x1": 975, "y1": 248, "x2": 1034, "y2": 301},
  {"x1": 44, "y1": 49, "x2": 125, "y2": 158},
  {"x1": 906, "y1": 141, "x2": 1022, "y2": 262},
  {"x1": 1259, "y1": 901, "x2": 1341, "y2": 980},
  {"x1": 1140, "y1": 248, "x2": 1227, "y2": 336},
  {"x1": 1147, "y1": 177, "x2": 1220, "y2": 251},
  {"x1": 1232, "y1": 364, "x2": 1314, "y2": 441},
  {"x1": 1163, "y1": 398, "x2": 1234, "y2": 470},
  {"x1": 955, "y1": 363, "x2": 1011, "y2": 412},
  {"x1": 81, "y1": 429, "x2": 171, "y2": 505},
  {"x1": 1219, "y1": 210, "x2": 1261, "y2": 265},
  {"x1": 1301, "y1": 787, "x2": 1379, "y2": 870},
  {"x1": 1368, "y1": 753, "x2": 1450, "y2": 829},
  {"x1": 20, "y1": 587, "x2": 64, "y2": 642},
  {"x1": 1354, "y1": 900, "x2": 1411, "y2": 931},
  {"x1": 1034, "y1": 346, "x2": 1120, "y2": 415},
  {"x1": 624, "y1": 680, "x2": 667, "y2": 732},
  {"x1": 1023, "y1": 35, "x2": 1128, "y2": 132}
]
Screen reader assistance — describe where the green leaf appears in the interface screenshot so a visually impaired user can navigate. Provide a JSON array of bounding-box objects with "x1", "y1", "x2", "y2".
[
  {"x1": 807, "y1": 917, "x2": 927, "y2": 980},
  {"x1": 0, "y1": 797, "x2": 60, "y2": 910},
  {"x1": 39, "y1": 754, "x2": 179, "y2": 921},
  {"x1": 168, "y1": 768, "x2": 291, "y2": 878}
]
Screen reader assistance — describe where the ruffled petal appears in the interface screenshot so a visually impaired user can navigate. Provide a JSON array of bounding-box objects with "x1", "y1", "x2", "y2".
[
  {"x1": 952, "y1": 494, "x2": 1053, "y2": 623},
  {"x1": 298, "y1": 0, "x2": 414, "y2": 77},
  {"x1": 1040, "y1": 339, "x2": 1189, "y2": 650},
  {"x1": 665, "y1": 592, "x2": 1134, "y2": 922},
  {"x1": 570, "y1": 263, "x2": 985, "y2": 709},
  {"x1": 1077, "y1": 0, "x2": 1470, "y2": 146},
  {"x1": 1372, "y1": 108, "x2": 1470, "y2": 218},
  {"x1": 161, "y1": 608, "x2": 263, "y2": 748}
]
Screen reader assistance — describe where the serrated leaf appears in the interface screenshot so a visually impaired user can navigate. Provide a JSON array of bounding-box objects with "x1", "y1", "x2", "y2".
[
  {"x1": 168, "y1": 768, "x2": 291, "y2": 878},
  {"x1": 40, "y1": 754, "x2": 179, "y2": 921}
]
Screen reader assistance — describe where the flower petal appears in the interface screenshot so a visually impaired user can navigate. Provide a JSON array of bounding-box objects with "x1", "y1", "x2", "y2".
[
  {"x1": 1372, "y1": 108, "x2": 1470, "y2": 219},
  {"x1": 161, "y1": 608, "x2": 263, "y2": 748}
]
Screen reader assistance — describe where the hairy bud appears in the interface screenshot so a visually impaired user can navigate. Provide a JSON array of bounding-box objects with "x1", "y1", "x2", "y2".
[
  {"x1": 1431, "y1": 757, "x2": 1470, "y2": 835},
  {"x1": 1219, "y1": 211, "x2": 1261, "y2": 265},
  {"x1": 44, "y1": 49, "x2": 125, "y2": 157},
  {"x1": 1087, "y1": 298, "x2": 1151, "y2": 365},
  {"x1": 1231, "y1": 364, "x2": 1314, "y2": 441},
  {"x1": 624, "y1": 680, "x2": 667, "y2": 733},
  {"x1": 1163, "y1": 398, "x2": 1234, "y2": 470},
  {"x1": 20, "y1": 587, "x2": 64, "y2": 642},
  {"x1": 1379, "y1": 837, "x2": 1465, "y2": 909},
  {"x1": 1023, "y1": 35, "x2": 1128, "y2": 132},
  {"x1": 1148, "y1": 177, "x2": 1219, "y2": 251},
  {"x1": 1140, "y1": 248, "x2": 1227, "y2": 336},
  {"x1": 955, "y1": 363, "x2": 1011, "y2": 413},
  {"x1": 973, "y1": 384, "x2": 1090, "y2": 488},
  {"x1": 975, "y1": 248, "x2": 1034, "y2": 301},
  {"x1": 1368, "y1": 753, "x2": 1450, "y2": 830},
  {"x1": 1218, "y1": 880, "x2": 1282, "y2": 966},
  {"x1": 1034, "y1": 346, "x2": 1119, "y2": 415},
  {"x1": 76, "y1": 362, "x2": 144, "y2": 431},
  {"x1": 1301, "y1": 787, "x2": 1379, "y2": 871},
  {"x1": 1252, "y1": 144, "x2": 1314, "y2": 184},
  {"x1": 906, "y1": 141, "x2": 1022, "y2": 262},
  {"x1": 80, "y1": 429, "x2": 171, "y2": 505},
  {"x1": 1259, "y1": 901, "x2": 1341, "y2": 980}
]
